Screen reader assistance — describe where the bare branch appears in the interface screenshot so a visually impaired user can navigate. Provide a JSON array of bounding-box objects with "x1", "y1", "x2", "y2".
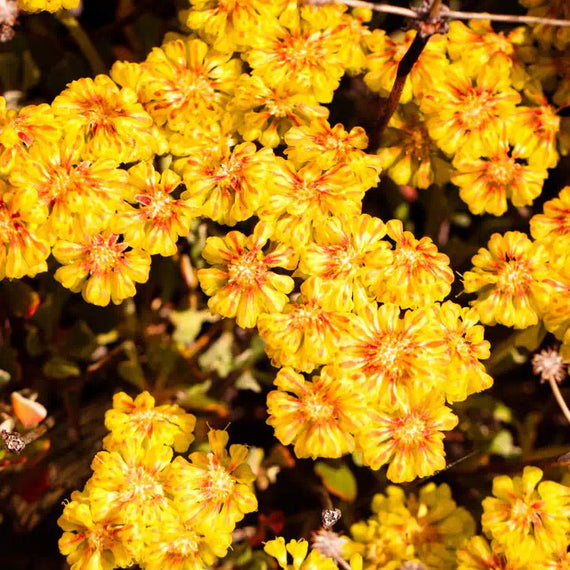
[{"x1": 304, "y1": 0, "x2": 570, "y2": 28}]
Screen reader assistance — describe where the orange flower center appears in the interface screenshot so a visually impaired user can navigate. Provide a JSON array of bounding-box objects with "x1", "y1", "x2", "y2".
[
  {"x1": 458, "y1": 89, "x2": 495, "y2": 131},
  {"x1": 497, "y1": 259, "x2": 531, "y2": 295},
  {"x1": 119, "y1": 465, "x2": 165, "y2": 504},
  {"x1": 85, "y1": 235, "x2": 127, "y2": 273},
  {"x1": 303, "y1": 392, "x2": 334, "y2": 421},
  {"x1": 228, "y1": 252, "x2": 266, "y2": 286},
  {"x1": 206, "y1": 461, "x2": 234, "y2": 501},
  {"x1": 485, "y1": 155, "x2": 517, "y2": 186},
  {"x1": 396, "y1": 413, "x2": 427, "y2": 445}
]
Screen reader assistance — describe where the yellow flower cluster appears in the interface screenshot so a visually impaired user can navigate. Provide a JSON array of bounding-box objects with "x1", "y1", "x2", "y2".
[
  {"x1": 345, "y1": 482, "x2": 475, "y2": 569},
  {"x1": 58, "y1": 391, "x2": 257, "y2": 570},
  {"x1": 3, "y1": 0, "x2": 569, "y2": 513},
  {"x1": 371, "y1": 18, "x2": 566, "y2": 216}
]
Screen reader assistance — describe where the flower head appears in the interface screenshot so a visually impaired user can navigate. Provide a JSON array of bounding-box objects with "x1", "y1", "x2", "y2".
[
  {"x1": 53, "y1": 232, "x2": 151, "y2": 306},
  {"x1": 482, "y1": 466, "x2": 570, "y2": 564},
  {"x1": 164, "y1": 429, "x2": 257, "y2": 529},
  {"x1": 357, "y1": 389, "x2": 458, "y2": 482},
  {"x1": 264, "y1": 537, "x2": 338, "y2": 570},
  {"x1": 463, "y1": 231, "x2": 550, "y2": 329},
  {"x1": 370, "y1": 219, "x2": 454, "y2": 309},
  {"x1": 421, "y1": 60, "x2": 521, "y2": 157},
  {"x1": 58, "y1": 490, "x2": 137, "y2": 570},
  {"x1": 104, "y1": 391, "x2": 196, "y2": 454},
  {"x1": 267, "y1": 366, "x2": 368, "y2": 459},
  {"x1": 197, "y1": 222, "x2": 296, "y2": 328},
  {"x1": 257, "y1": 277, "x2": 352, "y2": 373},
  {"x1": 52, "y1": 75, "x2": 164, "y2": 163},
  {"x1": 297, "y1": 214, "x2": 392, "y2": 313},
  {"x1": 111, "y1": 162, "x2": 197, "y2": 256}
]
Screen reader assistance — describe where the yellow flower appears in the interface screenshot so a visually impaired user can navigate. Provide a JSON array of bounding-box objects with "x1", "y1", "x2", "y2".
[
  {"x1": 52, "y1": 75, "x2": 164, "y2": 163},
  {"x1": 186, "y1": 0, "x2": 286, "y2": 52},
  {"x1": 243, "y1": 2, "x2": 348, "y2": 103},
  {"x1": 104, "y1": 391, "x2": 196, "y2": 454},
  {"x1": 376, "y1": 103, "x2": 449, "y2": 190},
  {"x1": 482, "y1": 466, "x2": 570, "y2": 564},
  {"x1": 370, "y1": 219, "x2": 454, "y2": 309},
  {"x1": 266, "y1": 366, "x2": 368, "y2": 459},
  {"x1": 463, "y1": 231, "x2": 550, "y2": 329},
  {"x1": 258, "y1": 159, "x2": 366, "y2": 249},
  {"x1": 530, "y1": 185, "x2": 570, "y2": 242},
  {"x1": 86, "y1": 443, "x2": 174, "y2": 527},
  {"x1": 507, "y1": 102, "x2": 560, "y2": 169},
  {"x1": 111, "y1": 162, "x2": 197, "y2": 256},
  {"x1": 297, "y1": 214, "x2": 392, "y2": 313},
  {"x1": 17, "y1": 0, "x2": 79, "y2": 12},
  {"x1": 0, "y1": 181, "x2": 50, "y2": 279},
  {"x1": 265, "y1": 537, "x2": 338, "y2": 570},
  {"x1": 447, "y1": 20, "x2": 530, "y2": 84},
  {"x1": 140, "y1": 515, "x2": 233, "y2": 570},
  {"x1": 457, "y1": 536, "x2": 514, "y2": 570},
  {"x1": 421, "y1": 60, "x2": 521, "y2": 157},
  {"x1": 180, "y1": 142, "x2": 279, "y2": 225},
  {"x1": 284, "y1": 118, "x2": 382, "y2": 188},
  {"x1": 112, "y1": 38, "x2": 242, "y2": 132},
  {"x1": 53, "y1": 232, "x2": 151, "y2": 306},
  {"x1": 0, "y1": 99, "x2": 61, "y2": 174},
  {"x1": 430, "y1": 301, "x2": 493, "y2": 403},
  {"x1": 451, "y1": 136, "x2": 548, "y2": 216},
  {"x1": 357, "y1": 389, "x2": 458, "y2": 482},
  {"x1": 197, "y1": 221, "x2": 296, "y2": 328},
  {"x1": 164, "y1": 429, "x2": 257, "y2": 528},
  {"x1": 10, "y1": 140, "x2": 129, "y2": 244},
  {"x1": 364, "y1": 29, "x2": 449, "y2": 103},
  {"x1": 230, "y1": 74, "x2": 329, "y2": 148},
  {"x1": 58, "y1": 490, "x2": 137, "y2": 570},
  {"x1": 257, "y1": 277, "x2": 352, "y2": 373},
  {"x1": 337, "y1": 302, "x2": 447, "y2": 407},
  {"x1": 520, "y1": 0, "x2": 570, "y2": 50}
]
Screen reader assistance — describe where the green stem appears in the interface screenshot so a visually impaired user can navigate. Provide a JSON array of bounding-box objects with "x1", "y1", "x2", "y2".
[{"x1": 55, "y1": 10, "x2": 106, "y2": 76}]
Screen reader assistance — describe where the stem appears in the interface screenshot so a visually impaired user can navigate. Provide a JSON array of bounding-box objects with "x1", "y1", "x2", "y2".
[
  {"x1": 548, "y1": 375, "x2": 570, "y2": 425},
  {"x1": 305, "y1": 0, "x2": 570, "y2": 27},
  {"x1": 377, "y1": 32, "x2": 429, "y2": 136},
  {"x1": 55, "y1": 10, "x2": 106, "y2": 76}
]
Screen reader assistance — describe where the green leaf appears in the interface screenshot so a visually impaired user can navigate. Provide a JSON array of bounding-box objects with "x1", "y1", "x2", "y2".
[
  {"x1": 118, "y1": 360, "x2": 146, "y2": 390},
  {"x1": 43, "y1": 356, "x2": 80, "y2": 379},
  {"x1": 314, "y1": 461, "x2": 357, "y2": 503},
  {"x1": 170, "y1": 309, "x2": 215, "y2": 347},
  {"x1": 489, "y1": 429, "x2": 520, "y2": 458},
  {"x1": 199, "y1": 331, "x2": 235, "y2": 378},
  {"x1": 64, "y1": 321, "x2": 97, "y2": 360}
]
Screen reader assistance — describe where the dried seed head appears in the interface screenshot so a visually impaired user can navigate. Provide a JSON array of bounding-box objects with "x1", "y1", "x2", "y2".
[
  {"x1": 532, "y1": 347, "x2": 567, "y2": 384},
  {"x1": 311, "y1": 528, "x2": 348, "y2": 560}
]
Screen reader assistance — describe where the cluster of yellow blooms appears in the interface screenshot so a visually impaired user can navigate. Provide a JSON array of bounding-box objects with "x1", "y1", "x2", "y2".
[
  {"x1": 263, "y1": 466, "x2": 570, "y2": 569},
  {"x1": 58, "y1": 391, "x2": 258, "y2": 569},
  {"x1": 3, "y1": 0, "x2": 570, "y2": 567}
]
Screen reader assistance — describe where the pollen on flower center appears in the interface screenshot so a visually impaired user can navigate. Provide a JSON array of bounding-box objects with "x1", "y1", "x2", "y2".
[
  {"x1": 510, "y1": 498, "x2": 540, "y2": 526},
  {"x1": 497, "y1": 260, "x2": 530, "y2": 294},
  {"x1": 228, "y1": 253, "x2": 265, "y2": 286},
  {"x1": 142, "y1": 193, "x2": 173, "y2": 221},
  {"x1": 397, "y1": 414, "x2": 427, "y2": 444},
  {"x1": 121, "y1": 465, "x2": 165, "y2": 503},
  {"x1": 87, "y1": 526, "x2": 106, "y2": 551},
  {"x1": 86, "y1": 236, "x2": 127, "y2": 272},
  {"x1": 208, "y1": 463, "x2": 234, "y2": 500},
  {"x1": 303, "y1": 392, "x2": 333, "y2": 421},
  {"x1": 459, "y1": 91, "x2": 492, "y2": 129},
  {"x1": 486, "y1": 156, "x2": 516, "y2": 185},
  {"x1": 374, "y1": 337, "x2": 407, "y2": 370}
]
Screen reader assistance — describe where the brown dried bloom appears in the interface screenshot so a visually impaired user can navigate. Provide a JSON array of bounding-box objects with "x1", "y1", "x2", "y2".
[{"x1": 532, "y1": 347, "x2": 567, "y2": 384}]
